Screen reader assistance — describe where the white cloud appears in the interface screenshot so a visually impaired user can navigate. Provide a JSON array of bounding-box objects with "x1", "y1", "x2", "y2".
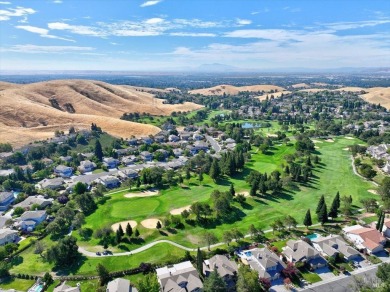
[
  {"x1": 140, "y1": 0, "x2": 161, "y2": 7},
  {"x1": 48, "y1": 22, "x2": 104, "y2": 37},
  {"x1": 0, "y1": 2, "x2": 11, "y2": 4},
  {"x1": 144, "y1": 17, "x2": 164, "y2": 24},
  {"x1": 170, "y1": 32, "x2": 216, "y2": 37},
  {"x1": 53, "y1": 0, "x2": 62, "y2": 3},
  {"x1": 2, "y1": 44, "x2": 94, "y2": 53},
  {"x1": 321, "y1": 19, "x2": 390, "y2": 31},
  {"x1": 16, "y1": 25, "x2": 75, "y2": 42},
  {"x1": 236, "y1": 19, "x2": 252, "y2": 26},
  {"x1": 0, "y1": 6, "x2": 35, "y2": 21}
]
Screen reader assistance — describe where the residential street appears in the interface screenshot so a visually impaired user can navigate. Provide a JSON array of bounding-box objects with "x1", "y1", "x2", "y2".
[{"x1": 205, "y1": 135, "x2": 221, "y2": 153}]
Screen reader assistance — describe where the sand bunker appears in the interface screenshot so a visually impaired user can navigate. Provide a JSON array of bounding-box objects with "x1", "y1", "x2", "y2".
[
  {"x1": 345, "y1": 137, "x2": 355, "y2": 140},
  {"x1": 343, "y1": 148, "x2": 350, "y2": 151},
  {"x1": 141, "y1": 218, "x2": 161, "y2": 229},
  {"x1": 368, "y1": 189, "x2": 378, "y2": 195},
  {"x1": 170, "y1": 205, "x2": 191, "y2": 215},
  {"x1": 124, "y1": 190, "x2": 159, "y2": 198},
  {"x1": 315, "y1": 146, "x2": 320, "y2": 149},
  {"x1": 325, "y1": 139, "x2": 334, "y2": 143},
  {"x1": 266, "y1": 133, "x2": 278, "y2": 137},
  {"x1": 312, "y1": 140, "x2": 323, "y2": 144},
  {"x1": 238, "y1": 191, "x2": 250, "y2": 197},
  {"x1": 111, "y1": 220, "x2": 137, "y2": 232}
]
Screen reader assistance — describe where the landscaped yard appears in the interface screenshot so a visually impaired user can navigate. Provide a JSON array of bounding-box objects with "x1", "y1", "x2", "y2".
[
  {"x1": 301, "y1": 270, "x2": 322, "y2": 283},
  {"x1": 0, "y1": 278, "x2": 35, "y2": 291}
]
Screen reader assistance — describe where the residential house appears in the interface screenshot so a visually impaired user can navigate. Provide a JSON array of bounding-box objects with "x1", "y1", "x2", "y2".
[
  {"x1": 98, "y1": 175, "x2": 120, "y2": 188},
  {"x1": 0, "y1": 216, "x2": 11, "y2": 229},
  {"x1": 53, "y1": 281, "x2": 80, "y2": 292},
  {"x1": 0, "y1": 152, "x2": 13, "y2": 162},
  {"x1": 142, "y1": 137, "x2": 153, "y2": 145},
  {"x1": 106, "y1": 278, "x2": 138, "y2": 292},
  {"x1": 162, "y1": 122, "x2": 175, "y2": 131},
  {"x1": 179, "y1": 132, "x2": 192, "y2": 141},
  {"x1": 383, "y1": 162, "x2": 390, "y2": 174},
  {"x1": 343, "y1": 225, "x2": 386, "y2": 254},
  {"x1": 0, "y1": 169, "x2": 15, "y2": 177},
  {"x1": 203, "y1": 255, "x2": 238, "y2": 290},
  {"x1": 156, "y1": 261, "x2": 203, "y2": 292},
  {"x1": 114, "y1": 148, "x2": 129, "y2": 157},
  {"x1": 312, "y1": 235, "x2": 361, "y2": 261},
  {"x1": 140, "y1": 151, "x2": 153, "y2": 162},
  {"x1": 193, "y1": 141, "x2": 209, "y2": 152},
  {"x1": 0, "y1": 229, "x2": 18, "y2": 246},
  {"x1": 78, "y1": 160, "x2": 96, "y2": 173},
  {"x1": 240, "y1": 248, "x2": 286, "y2": 281},
  {"x1": 18, "y1": 210, "x2": 47, "y2": 231},
  {"x1": 283, "y1": 240, "x2": 327, "y2": 269},
  {"x1": 54, "y1": 165, "x2": 73, "y2": 178},
  {"x1": 117, "y1": 169, "x2": 139, "y2": 180},
  {"x1": 59, "y1": 156, "x2": 72, "y2": 163},
  {"x1": 173, "y1": 148, "x2": 183, "y2": 157},
  {"x1": 14, "y1": 195, "x2": 53, "y2": 210},
  {"x1": 383, "y1": 219, "x2": 390, "y2": 238},
  {"x1": 0, "y1": 192, "x2": 15, "y2": 212},
  {"x1": 103, "y1": 158, "x2": 120, "y2": 169},
  {"x1": 128, "y1": 138, "x2": 138, "y2": 146},
  {"x1": 37, "y1": 178, "x2": 64, "y2": 190},
  {"x1": 169, "y1": 135, "x2": 180, "y2": 142},
  {"x1": 193, "y1": 132, "x2": 204, "y2": 141},
  {"x1": 121, "y1": 156, "x2": 138, "y2": 166},
  {"x1": 154, "y1": 135, "x2": 166, "y2": 143}
]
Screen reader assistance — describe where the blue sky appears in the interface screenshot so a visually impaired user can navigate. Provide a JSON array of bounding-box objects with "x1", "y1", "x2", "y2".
[{"x1": 1, "y1": 0, "x2": 390, "y2": 71}]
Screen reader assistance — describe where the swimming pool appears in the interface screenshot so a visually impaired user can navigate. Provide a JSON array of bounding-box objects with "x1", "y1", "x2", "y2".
[
  {"x1": 306, "y1": 233, "x2": 319, "y2": 240},
  {"x1": 28, "y1": 284, "x2": 43, "y2": 292},
  {"x1": 245, "y1": 251, "x2": 252, "y2": 257}
]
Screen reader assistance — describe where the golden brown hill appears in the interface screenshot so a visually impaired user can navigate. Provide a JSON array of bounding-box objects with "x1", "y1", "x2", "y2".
[
  {"x1": 0, "y1": 80, "x2": 202, "y2": 147},
  {"x1": 188, "y1": 84, "x2": 285, "y2": 96}
]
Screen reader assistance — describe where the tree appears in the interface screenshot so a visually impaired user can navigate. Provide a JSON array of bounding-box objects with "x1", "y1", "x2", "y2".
[
  {"x1": 303, "y1": 209, "x2": 312, "y2": 228},
  {"x1": 236, "y1": 265, "x2": 261, "y2": 292},
  {"x1": 115, "y1": 229, "x2": 122, "y2": 244},
  {"x1": 94, "y1": 140, "x2": 103, "y2": 162},
  {"x1": 341, "y1": 195, "x2": 353, "y2": 216},
  {"x1": 74, "y1": 193, "x2": 96, "y2": 215},
  {"x1": 72, "y1": 212, "x2": 85, "y2": 230},
  {"x1": 328, "y1": 194, "x2": 340, "y2": 219},
  {"x1": 137, "y1": 273, "x2": 160, "y2": 292},
  {"x1": 376, "y1": 263, "x2": 390, "y2": 284},
  {"x1": 34, "y1": 241, "x2": 45, "y2": 257},
  {"x1": 198, "y1": 171, "x2": 204, "y2": 185},
  {"x1": 156, "y1": 221, "x2": 162, "y2": 229},
  {"x1": 209, "y1": 159, "x2": 221, "y2": 182},
  {"x1": 46, "y1": 236, "x2": 80, "y2": 267},
  {"x1": 202, "y1": 232, "x2": 217, "y2": 251},
  {"x1": 73, "y1": 182, "x2": 87, "y2": 195},
  {"x1": 96, "y1": 264, "x2": 110, "y2": 286},
  {"x1": 335, "y1": 191, "x2": 341, "y2": 209},
  {"x1": 284, "y1": 215, "x2": 298, "y2": 230},
  {"x1": 196, "y1": 247, "x2": 203, "y2": 277},
  {"x1": 134, "y1": 229, "x2": 140, "y2": 237},
  {"x1": 316, "y1": 195, "x2": 325, "y2": 214},
  {"x1": 318, "y1": 202, "x2": 328, "y2": 225},
  {"x1": 229, "y1": 184, "x2": 235, "y2": 197},
  {"x1": 118, "y1": 224, "x2": 124, "y2": 237},
  {"x1": 203, "y1": 269, "x2": 227, "y2": 292},
  {"x1": 185, "y1": 168, "x2": 191, "y2": 181},
  {"x1": 42, "y1": 272, "x2": 53, "y2": 287},
  {"x1": 126, "y1": 222, "x2": 133, "y2": 237},
  {"x1": 223, "y1": 231, "x2": 233, "y2": 246}
]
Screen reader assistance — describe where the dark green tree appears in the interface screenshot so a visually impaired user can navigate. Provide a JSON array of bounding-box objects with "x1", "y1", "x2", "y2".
[
  {"x1": 137, "y1": 273, "x2": 160, "y2": 292},
  {"x1": 94, "y1": 140, "x2": 103, "y2": 162},
  {"x1": 156, "y1": 221, "x2": 162, "y2": 229},
  {"x1": 42, "y1": 272, "x2": 53, "y2": 287},
  {"x1": 203, "y1": 269, "x2": 227, "y2": 292},
  {"x1": 126, "y1": 222, "x2": 133, "y2": 237},
  {"x1": 328, "y1": 194, "x2": 340, "y2": 219},
  {"x1": 196, "y1": 247, "x2": 203, "y2": 277},
  {"x1": 376, "y1": 211, "x2": 383, "y2": 231},
  {"x1": 135, "y1": 229, "x2": 140, "y2": 237},
  {"x1": 236, "y1": 265, "x2": 261, "y2": 292},
  {"x1": 303, "y1": 209, "x2": 312, "y2": 228},
  {"x1": 229, "y1": 184, "x2": 235, "y2": 197},
  {"x1": 46, "y1": 236, "x2": 79, "y2": 267},
  {"x1": 96, "y1": 263, "x2": 110, "y2": 286},
  {"x1": 118, "y1": 224, "x2": 124, "y2": 237},
  {"x1": 209, "y1": 159, "x2": 221, "y2": 182},
  {"x1": 318, "y1": 203, "x2": 328, "y2": 225},
  {"x1": 316, "y1": 195, "x2": 325, "y2": 214}
]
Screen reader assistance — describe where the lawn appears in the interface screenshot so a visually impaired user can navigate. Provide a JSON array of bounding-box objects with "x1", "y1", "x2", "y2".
[
  {"x1": 79, "y1": 136, "x2": 374, "y2": 250},
  {"x1": 47, "y1": 279, "x2": 100, "y2": 292},
  {"x1": 12, "y1": 137, "x2": 376, "y2": 276},
  {"x1": 10, "y1": 242, "x2": 189, "y2": 276},
  {"x1": 301, "y1": 270, "x2": 322, "y2": 283},
  {"x1": 0, "y1": 278, "x2": 35, "y2": 291},
  {"x1": 362, "y1": 216, "x2": 378, "y2": 224}
]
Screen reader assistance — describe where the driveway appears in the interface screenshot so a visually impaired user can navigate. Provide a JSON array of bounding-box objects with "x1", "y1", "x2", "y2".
[
  {"x1": 316, "y1": 267, "x2": 335, "y2": 281},
  {"x1": 205, "y1": 135, "x2": 221, "y2": 153}
]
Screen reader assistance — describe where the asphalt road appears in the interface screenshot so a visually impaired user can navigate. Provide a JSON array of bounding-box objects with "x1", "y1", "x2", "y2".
[{"x1": 205, "y1": 135, "x2": 221, "y2": 153}]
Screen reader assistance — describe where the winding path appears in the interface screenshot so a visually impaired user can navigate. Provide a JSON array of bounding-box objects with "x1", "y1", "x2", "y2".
[
  {"x1": 78, "y1": 224, "x2": 323, "y2": 258},
  {"x1": 350, "y1": 155, "x2": 379, "y2": 187}
]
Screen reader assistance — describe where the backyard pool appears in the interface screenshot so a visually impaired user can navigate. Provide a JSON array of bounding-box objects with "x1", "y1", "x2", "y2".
[
  {"x1": 306, "y1": 233, "x2": 320, "y2": 241},
  {"x1": 245, "y1": 251, "x2": 252, "y2": 257},
  {"x1": 28, "y1": 284, "x2": 43, "y2": 292}
]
